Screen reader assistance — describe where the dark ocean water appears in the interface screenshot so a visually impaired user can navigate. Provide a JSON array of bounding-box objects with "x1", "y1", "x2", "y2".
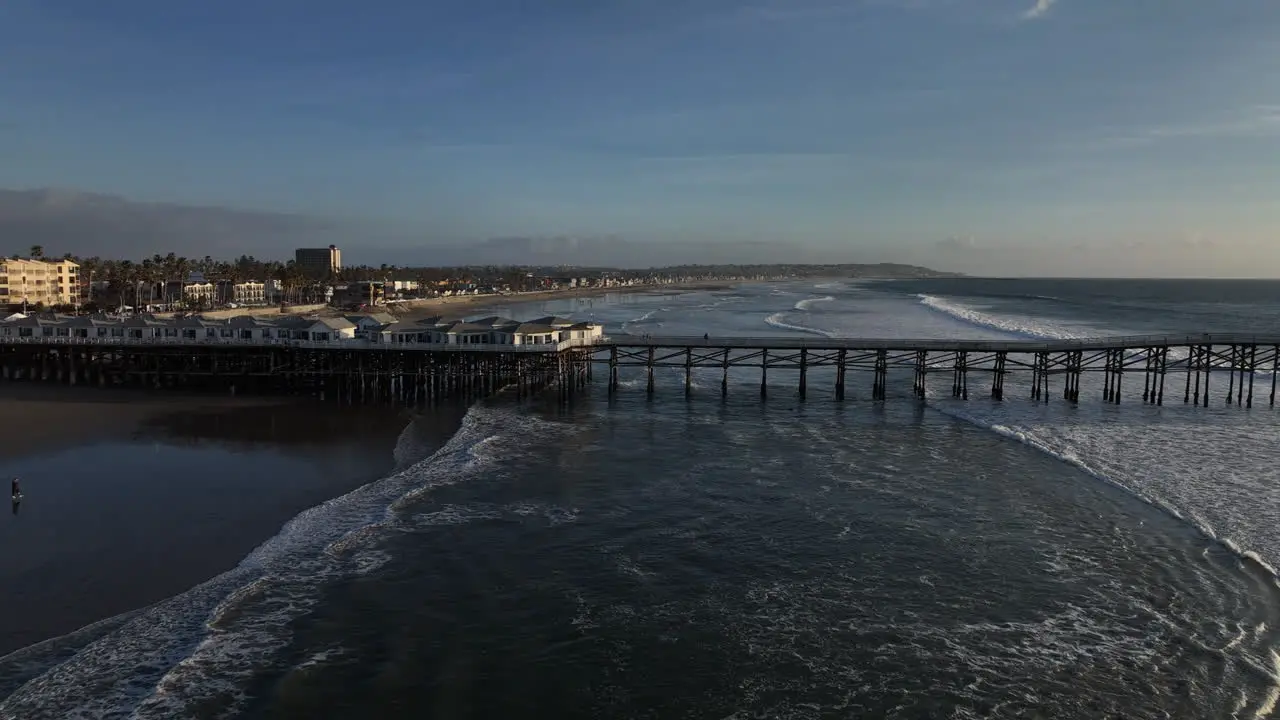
[{"x1": 5, "y1": 279, "x2": 1280, "y2": 719}]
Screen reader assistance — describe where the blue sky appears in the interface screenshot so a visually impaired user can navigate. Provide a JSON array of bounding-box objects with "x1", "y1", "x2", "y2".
[{"x1": 0, "y1": 0, "x2": 1277, "y2": 272}]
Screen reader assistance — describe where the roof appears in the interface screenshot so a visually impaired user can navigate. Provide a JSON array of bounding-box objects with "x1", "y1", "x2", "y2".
[
  {"x1": 346, "y1": 312, "x2": 396, "y2": 325},
  {"x1": 514, "y1": 323, "x2": 559, "y2": 334},
  {"x1": 468, "y1": 315, "x2": 520, "y2": 328},
  {"x1": 448, "y1": 322, "x2": 493, "y2": 333},
  {"x1": 529, "y1": 315, "x2": 576, "y2": 327}
]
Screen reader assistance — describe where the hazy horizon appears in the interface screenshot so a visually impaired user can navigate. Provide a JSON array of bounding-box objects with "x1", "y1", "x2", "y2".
[{"x1": 1, "y1": 1, "x2": 1277, "y2": 277}]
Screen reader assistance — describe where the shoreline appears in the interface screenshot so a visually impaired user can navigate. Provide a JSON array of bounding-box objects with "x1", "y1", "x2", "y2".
[{"x1": 390, "y1": 280, "x2": 738, "y2": 320}]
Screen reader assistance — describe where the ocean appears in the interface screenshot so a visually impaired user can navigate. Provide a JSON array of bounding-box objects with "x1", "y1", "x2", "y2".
[{"x1": 4, "y1": 278, "x2": 1280, "y2": 719}]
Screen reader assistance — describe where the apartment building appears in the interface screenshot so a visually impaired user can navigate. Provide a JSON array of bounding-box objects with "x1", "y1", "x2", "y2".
[
  {"x1": 295, "y1": 245, "x2": 342, "y2": 276},
  {"x1": 0, "y1": 258, "x2": 80, "y2": 308},
  {"x1": 231, "y1": 280, "x2": 266, "y2": 305}
]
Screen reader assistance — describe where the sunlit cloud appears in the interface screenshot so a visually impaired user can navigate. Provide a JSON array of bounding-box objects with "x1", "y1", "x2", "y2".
[{"x1": 1021, "y1": 0, "x2": 1058, "y2": 21}]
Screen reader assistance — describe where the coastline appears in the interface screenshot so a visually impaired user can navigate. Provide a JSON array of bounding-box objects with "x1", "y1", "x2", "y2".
[
  {"x1": 391, "y1": 280, "x2": 738, "y2": 319},
  {"x1": 0, "y1": 384, "x2": 466, "y2": 656}
]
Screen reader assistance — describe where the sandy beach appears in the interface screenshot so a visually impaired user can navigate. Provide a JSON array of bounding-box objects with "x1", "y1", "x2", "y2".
[
  {"x1": 0, "y1": 384, "x2": 465, "y2": 655},
  {"x1": 389, "y1": 280, "x2": 738, "y2": 320}
]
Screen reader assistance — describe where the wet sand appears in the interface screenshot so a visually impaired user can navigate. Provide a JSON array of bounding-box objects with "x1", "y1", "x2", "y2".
[{"x1": 0, "y1": 384, "x2": 466, "y2": 655}]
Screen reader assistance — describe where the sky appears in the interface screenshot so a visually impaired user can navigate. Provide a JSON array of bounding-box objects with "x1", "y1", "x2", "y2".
[{"x1": 0, "y1": 0, "x2": 1277, "y2": 274}]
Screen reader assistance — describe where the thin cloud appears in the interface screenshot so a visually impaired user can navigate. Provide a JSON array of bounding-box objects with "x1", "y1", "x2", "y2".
[
  {"x1": 1090, "y1": 105, "x2": 1280, "y2": 150},
  {"x1": 1021, "y1": 0, "x2": 1058, "y2": 20}
]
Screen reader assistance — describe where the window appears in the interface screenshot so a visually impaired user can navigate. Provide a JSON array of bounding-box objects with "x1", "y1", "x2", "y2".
[
  {"x1": 56, "y1": 328, "x2": 69, "y2": 336},
  {"x1": 182, "y1": 329, "x2": 197, "y2": 339},
  {"x1": 42, "y1": 327, "x2": 53, "y2": 336},
  {"x1": 97, "y1": 328, "x2": 107, "y2": 337},
  {"x1": 111, "y1": 328, "x2": 124, "y2": 337},
  {"x1": 206, "y1": 329, "x2": 217, "y2": 338}
]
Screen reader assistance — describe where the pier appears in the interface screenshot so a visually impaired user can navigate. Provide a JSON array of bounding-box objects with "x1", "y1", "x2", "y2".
[
  {"x1": 2, "y1": 333, "x2": 1280, "y2": 409},
  {"x1": 594, "y1": 334, "x2": 1280, "y2": 408},
  {"x1": 0, "y1": 339, "x2": 595, "y2": 405}
]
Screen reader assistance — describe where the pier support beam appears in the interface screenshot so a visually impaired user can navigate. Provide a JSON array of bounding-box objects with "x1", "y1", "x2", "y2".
[
  {"x1": 684, "y1": 347, "x2": 692, "y2": 398},
  {"x1": 835, "y1": 349, "x2": 847, "y2": 401},
  {"x1": 609, "y1": 345, "x2": 618, "y2": 394},
  {"x1": 799, "y1": 348, "x2": 808, "y2": 400},
  {"x1": 721, "y1": 349, "x2": 730, "y2": 398},
  {"x1": 991, "y1": 352, "x2": 1006, "y2": 401},
  {"x1": 873, "y1": 349, "x2": 888, "y2": 401},
  {"x1": 646, "y1": 346, "x2": 655, "y2": 396},
  {"x1": 1272, "y1": 345, "x2": 1279, "y2": 407},
  {"x1": 1247, "y1": 344, "x2": 1257, "y2": 409},
  {"x1": 760, "y1": 349, "x2": 768, "y2": 399}
]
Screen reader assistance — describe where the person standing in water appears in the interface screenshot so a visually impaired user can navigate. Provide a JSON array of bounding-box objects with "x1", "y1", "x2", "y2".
[{"x1": 11, "y1": 477, "x2": 19, "y2": 500}]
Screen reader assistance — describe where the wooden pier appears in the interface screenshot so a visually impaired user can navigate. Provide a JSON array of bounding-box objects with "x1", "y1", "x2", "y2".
[
  {"x1": 0, "y1": 341, "x2": 594, "y2": 406},
  {"x1": 594, "y1": 334, "x2": 1280, "y2": 407},
  {"x1": 4, "y1": 333, "x2": 1280, "y2": 409}
]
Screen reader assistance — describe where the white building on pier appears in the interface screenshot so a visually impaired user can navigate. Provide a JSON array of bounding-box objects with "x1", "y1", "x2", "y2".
[{"x1": 0, "y1": 312, "x2": 604, "y2": 349}]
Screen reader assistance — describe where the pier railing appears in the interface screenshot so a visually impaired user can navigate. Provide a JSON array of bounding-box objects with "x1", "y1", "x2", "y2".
[{"x1": 601, "y1": 334, "x2": 1280, "y2": 352}]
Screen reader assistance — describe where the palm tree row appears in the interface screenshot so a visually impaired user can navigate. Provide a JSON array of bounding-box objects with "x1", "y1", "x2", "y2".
[{"x1": 22, "y1": 246, "x2": 549, "y2": 310}]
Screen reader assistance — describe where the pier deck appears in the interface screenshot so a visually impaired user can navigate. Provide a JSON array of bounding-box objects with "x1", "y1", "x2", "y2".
[
  {"x1": 1, "y1": 333, "x2": 1278, "y2": 408},
  {"x1": 593, "y1": 334, "x2": 1280, "y2": 407}
]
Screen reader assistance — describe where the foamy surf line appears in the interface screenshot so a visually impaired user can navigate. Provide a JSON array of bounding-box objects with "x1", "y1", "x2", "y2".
[
  {"x1": 794, "y1": 295, "x2": 834, "y2": 312},
  {"x1": 919, "y1": 294, "x2": 1275, "y2": 377},
  {"x1": 925, "y1": 397, "x2": 1280, "y2": 585},
  {"x1": 0, "y1": 403, "x2": 532, "y2": 719}
]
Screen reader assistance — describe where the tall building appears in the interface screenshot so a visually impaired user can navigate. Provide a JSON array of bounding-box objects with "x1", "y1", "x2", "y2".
[
  {"x1": 295, "y1": 245, "x2": 342, "y2": 276},
  {"x1": 0, "y1": 257, "x2": 80, "y2": 308}
]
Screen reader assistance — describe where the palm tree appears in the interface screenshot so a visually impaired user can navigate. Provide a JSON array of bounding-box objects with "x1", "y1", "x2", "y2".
[{"x1": 29, "y1": 245, "x2": 44, "y2": 260}]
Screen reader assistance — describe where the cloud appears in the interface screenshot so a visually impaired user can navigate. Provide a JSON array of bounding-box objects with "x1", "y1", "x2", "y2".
[
  {"x1": 1020, "y1": 0, "x2": 1058, "y2": 20},
  {"x1": 936, "y1": 235, "x2": 981, "y2": 250},
  {"x1": 1089, "y1": 105, "x2": 1280, "y2": 150}
]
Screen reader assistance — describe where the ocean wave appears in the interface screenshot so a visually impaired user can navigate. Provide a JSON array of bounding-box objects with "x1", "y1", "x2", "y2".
[
  {"x1": 918, "y1": 293, "x2": 1273, "y2": 378},
  {"x1": 764, "y1": 312, "x2": 837, "y2": 339},
  {"x1": 918, "y1": 294, "x2": 1081, "y2": 341},
  {"x1": 0, "y1": 401, "x2": 551, "y2": 719},
  {"x1": 794, "y1": 295, "x2": 835, "y2": 312}
]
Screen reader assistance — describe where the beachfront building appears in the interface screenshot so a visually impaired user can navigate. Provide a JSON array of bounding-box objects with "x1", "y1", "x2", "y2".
[
  {"x1": 230, "y1": 280, "x2": 267, "y2": 306},
  {"x1": 0, "y1": 257, "x2": 80, "y2": 308},
  {"x1": 181, "y1": 280, "x2": 217, "y2": 307},
  {"x1": 0, "y1": 312, "x2": 600, "y2": 348}
]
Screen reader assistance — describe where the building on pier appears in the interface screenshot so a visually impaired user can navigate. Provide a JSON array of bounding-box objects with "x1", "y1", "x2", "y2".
[
  {"x1": 0, "y1": 311, "x2": 604, "y2": 349},
  {"x1": 374, "y1": 314, "x2": 603, "y2": 347}
]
